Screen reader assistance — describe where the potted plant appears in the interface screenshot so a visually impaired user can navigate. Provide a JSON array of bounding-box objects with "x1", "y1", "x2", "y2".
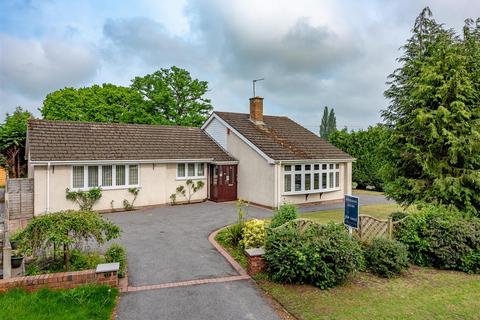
[
  {"x1": 11, "y1": 255, "x2": 24, "y2": 268},
  {"x1": 10, "y1": 239, "x2": 19, "y2": 250}
]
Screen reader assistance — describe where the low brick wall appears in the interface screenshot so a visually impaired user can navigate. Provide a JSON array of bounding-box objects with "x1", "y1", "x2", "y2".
[
  {"x1": 0, "y1": 268, "x2": 118, "y2": 292},
  {"x1": 245, "y1": 248, "x2": 266, "y2": 276}
]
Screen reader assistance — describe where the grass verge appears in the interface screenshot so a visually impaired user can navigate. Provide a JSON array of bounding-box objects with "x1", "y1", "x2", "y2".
[
  {"x1": 257, "y1": 267, "x2": 480, "y2": 320},
  {"x1": 300, "y1": 203, "x2": 403, "y2": 224},
  {"x1": 0, "y1": 285, "x2": 118, "y2": 320}
]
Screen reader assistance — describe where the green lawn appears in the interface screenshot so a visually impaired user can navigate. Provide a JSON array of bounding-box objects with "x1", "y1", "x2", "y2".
[
  {"x1": 0, "y1": 285, "x2": 118, "y2": 320},
  {"x1": 258, "y1": 267, "x2": 480, "y2": 320},
  {"x1": 300, "y1": 203, "x2": 403, "y2": 224},
  {"x1": 352, "y1": 189, "x2": 384, "y2": 196}
]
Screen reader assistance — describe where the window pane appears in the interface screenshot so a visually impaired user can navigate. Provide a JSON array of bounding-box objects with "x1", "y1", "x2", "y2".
[
  {"x1": 322, "y1": 164, "x2": 327, "y2": 170},
  {"x1": 305, "y1": 173, "x2": 311, "y2": 190},
  {"x1": 188, "y1": 163, "x2": 195, "y2": 177},
  {"x1": 177, "y1": 163, "x2": 185, "y2": 177},
  {"x1": 102, "y1": 165, "x2": 112, "y2": 187},
  {"x1": 295, "y1": 174, "x2": 302, "y2": 191},
  {"x1": 116, "y1": 165, "x2": 126, "y2": 186},
  {"x1": 336, "y1": 163, "x2": 340, "y2": 169},
  {"x1": 314, "y1": 173, "x2": 319, "y2": 190},
  {"x1": 295, "y1": 165, "x2": 302, "y2": 171},
  {"x1": 335, "y1": 172, "x2": 340, "y2": 187},
  {"x1": 322, "y1": 172, "x2": 327, "y2": 189},
  {"x1": 314, "y1": 164, "x2": 319, "y2": 170},
  {"x1": 305, "y1": 165, "x2": 311, "y2": 171},
  {"x1": 329, "y1": 164, "x2": 334, "y2": 170},
  {"x1": 87, "y1": 166, "x2": 98, "y2": 187},
  {"x1": 197, "y1": 163, "x2": 205, "y2": 176},
  {"x1": 73, "y1": 166, "x2": 84, "y2": 188},
  {"x1": 284, "y1": 165, "x2": 291, "y2": 172},
  {"x1": 329, "y1": 172, "x2": 334, "y2": 188},
  {"x1": 284, "y1": 174, "x2": 291, "y2": 192},
  {"x1": 129, "y1": 165, "x2": 138, "y2": 185}
]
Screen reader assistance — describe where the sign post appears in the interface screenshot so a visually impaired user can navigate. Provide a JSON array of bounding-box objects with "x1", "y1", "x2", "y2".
[{"x1": 344, "y1": 195, "x2": 359, "y2": 236}]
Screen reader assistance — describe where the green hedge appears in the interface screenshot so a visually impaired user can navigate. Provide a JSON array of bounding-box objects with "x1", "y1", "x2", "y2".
[
  {"x1": 264, "y1": 221, "x2": 364, "y2": 289},
  {"x1": 395, "y1": 205, "x2": 480, "y2": 273},
  {"x1": 364, "y1": 238, "x2": 409, "y2": 277}
]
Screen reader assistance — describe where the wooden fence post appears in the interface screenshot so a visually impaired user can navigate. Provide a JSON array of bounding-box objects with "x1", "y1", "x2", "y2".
[{"x1": 387, "y1": 217, "x2": 393, "y2": 239}]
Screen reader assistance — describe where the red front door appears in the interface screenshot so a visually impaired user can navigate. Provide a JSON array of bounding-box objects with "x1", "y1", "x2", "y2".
[{"x1": 209, "y1": 164, "x2": 237, "y2": 202}]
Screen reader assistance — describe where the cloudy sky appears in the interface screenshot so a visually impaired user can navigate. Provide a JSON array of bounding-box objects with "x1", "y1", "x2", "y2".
[{"x1": 1, "y1": 0, "x2": 478, "y2": 131}]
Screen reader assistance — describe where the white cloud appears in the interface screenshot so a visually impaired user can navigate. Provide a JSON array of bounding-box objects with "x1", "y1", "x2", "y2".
[{"x1": 0, "y1": 34, "x2": 98, "y2": 99}]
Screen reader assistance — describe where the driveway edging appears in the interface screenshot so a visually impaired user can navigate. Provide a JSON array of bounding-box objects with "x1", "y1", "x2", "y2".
[{"x1": 208, "y1": 227, "x2": 249, "y2": 276}]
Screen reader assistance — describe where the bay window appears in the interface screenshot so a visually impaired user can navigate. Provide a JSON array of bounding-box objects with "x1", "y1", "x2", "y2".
[
  {"x1": 176, "y1": 163, "x2": 206, "y2": 179},
  {"x1": 72, "y1": 164, "x2": 139, "y2": 190},
  {"x1": 283, "y1": 163, "x2": 341, "y2": 194}
]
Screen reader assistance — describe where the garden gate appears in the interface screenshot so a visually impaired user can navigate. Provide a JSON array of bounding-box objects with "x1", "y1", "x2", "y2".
[{"x1": 6, "y1": 178, "x2": 34, "y2": 220}]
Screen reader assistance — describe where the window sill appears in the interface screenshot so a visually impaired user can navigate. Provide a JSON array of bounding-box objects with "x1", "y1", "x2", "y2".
[
  {"x1": 281, "y1": 188, "x2": 341, "y2": 196},
  {"x1": 70, "y1": 185, "x2": 141, "y2": 192},
  {"x1": 175, "y1": 177, "x2": 206, "y2": 181}
]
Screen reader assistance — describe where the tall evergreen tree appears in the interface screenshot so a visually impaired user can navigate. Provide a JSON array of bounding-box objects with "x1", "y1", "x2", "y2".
[
  {"x1": 382, "y1": 8, "x2": 480, "y2": 215},
  {"x1": 320, "y1": 106, "x2": 329, "y2": 138},
  {"x1": 320, "y1": 106, "x2": 337, "y2": 139},
  {"x1": 327, "y1": 109, "x2": 337, "y2": 135}
]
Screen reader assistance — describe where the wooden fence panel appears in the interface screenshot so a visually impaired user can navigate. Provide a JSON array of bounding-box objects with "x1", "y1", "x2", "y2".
[
  {"x1": 357, "y1": 215, "x2": 393, "y2": 242},
  {"x1": 6, "y1": 178, "x2": 34, "y2": 219}
]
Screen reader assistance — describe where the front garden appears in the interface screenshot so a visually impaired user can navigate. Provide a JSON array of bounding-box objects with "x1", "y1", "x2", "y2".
[
  {"x1": 2, "y1": 209, "x2": 126, "y2": 319},
  {"x1": 216, "y1": 201, "x2": 480, "y2": 319},
  {"x1": 0, "y1": 285, "x2": 118, "y2": 320}
]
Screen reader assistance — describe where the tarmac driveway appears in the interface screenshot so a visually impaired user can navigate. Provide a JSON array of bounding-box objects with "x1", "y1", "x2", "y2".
[{"x1": 107, "y1": 202, "x2": 280, "y2": 320}]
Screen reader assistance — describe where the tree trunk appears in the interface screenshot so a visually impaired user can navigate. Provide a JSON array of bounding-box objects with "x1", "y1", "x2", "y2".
[{"x1": 63, "y1": 243, "x2": 69, "y2": 271}]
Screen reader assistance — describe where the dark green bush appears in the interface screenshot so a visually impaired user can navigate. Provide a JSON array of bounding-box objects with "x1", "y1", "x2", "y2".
[
  {"x1": 395, "y1": 205, "x2": 480, "y2": 273},
  {"x1": 270, "y1": 204, "x2": 298, "y2": 228},
  {"x1": 105, "y1": 243, "x2": 127, "y2": 278},
  {"x1": 264, "y1": 222, "x2": 364, "y2": 289},
  {"x1": 390, "y1": 211, "x2": 408, "y2": 222},
  {"x1": 364, "y1": 238, "x2": 409, "y2": 277}
]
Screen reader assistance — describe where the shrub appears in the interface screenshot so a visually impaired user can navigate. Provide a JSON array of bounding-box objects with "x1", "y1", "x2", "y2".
[
  {"x1": 105, "y1": 243, "x2": 127, "y2": 278},
  {"x1": 364, "y1": 238, "x2": 409, "y2": 277},
  {"x1": 14, "y1": 210, "x2": 120, "y2": 271},
  {"x1": 390, "y1": 211, "x2": 408, "y2": 222},
  {"x1": 240, "y1": 219, "x2": 266, "y2": 249},
  {"x1": 70, "y1": 250, "x2": 105, "y2": 271},
  {"x1": 270, "y1": 204, "x2": 298, "y2": 228},
  {"x1": 395, "y1": 204, "x2": 480, "y2": 273},
  {"x1": 224, "y1": 199, "x2": 248, "y2": 247},
  {"x1": 123, "y1": 187, "x2": 140, "y2": 210},
  {"x1": 264, "y1": 222, "x2": 364, "y2": 289}
]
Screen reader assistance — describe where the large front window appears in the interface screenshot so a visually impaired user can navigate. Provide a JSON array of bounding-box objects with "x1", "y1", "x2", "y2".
[
  {"x1": 283, "y1": 163, "x2": 341, "y2": 194},
  {"x1": 72, "y1": 164, "x2": 139, "y2": 190}
]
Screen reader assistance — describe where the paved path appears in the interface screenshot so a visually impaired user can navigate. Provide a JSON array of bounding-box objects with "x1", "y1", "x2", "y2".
[{"x1": 107, "y1": 202, "x2": 280, "y2": 320}]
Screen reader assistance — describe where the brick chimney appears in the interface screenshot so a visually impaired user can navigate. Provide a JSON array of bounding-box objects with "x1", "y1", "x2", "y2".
[{"x1": 249, "y1": 96, "x2": 264, "y2": 125}]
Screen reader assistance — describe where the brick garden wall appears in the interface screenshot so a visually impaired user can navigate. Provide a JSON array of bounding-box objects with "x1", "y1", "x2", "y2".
[{"x1": 0, "y1": 269, "x2": 118, "y2": 292}]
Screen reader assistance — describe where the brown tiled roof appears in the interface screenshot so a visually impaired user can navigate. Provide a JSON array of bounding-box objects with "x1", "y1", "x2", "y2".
[
  {"x1": 214, "y1": 112, "x2": 353, "y2": 161},
  {"x1": 28, "y1": 119, "x2": 235, "y2": 162}
]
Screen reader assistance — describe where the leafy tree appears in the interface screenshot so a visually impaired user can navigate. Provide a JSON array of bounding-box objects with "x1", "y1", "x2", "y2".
[
  {"x1": 13, "y1": 210, "x2": 120, "y2": 271},
  {"x1": 329, "y1": 125, "x2": 390, "y2": 190},
  {"x1": 382, "y1": 8, "x2": 480, "y2": 215},
  {"x1": 0, "y1": 107, "x2": 33, "y2": 178},
  {"x1": 320, "y1": 106, "x2": 336, "y2": 139},
  {"x1": 131, "y1": 66, "x2": 213, "y2": 126},
  {"x1": 41, "y1": 84, "x2": 155, "y2": 124}
]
